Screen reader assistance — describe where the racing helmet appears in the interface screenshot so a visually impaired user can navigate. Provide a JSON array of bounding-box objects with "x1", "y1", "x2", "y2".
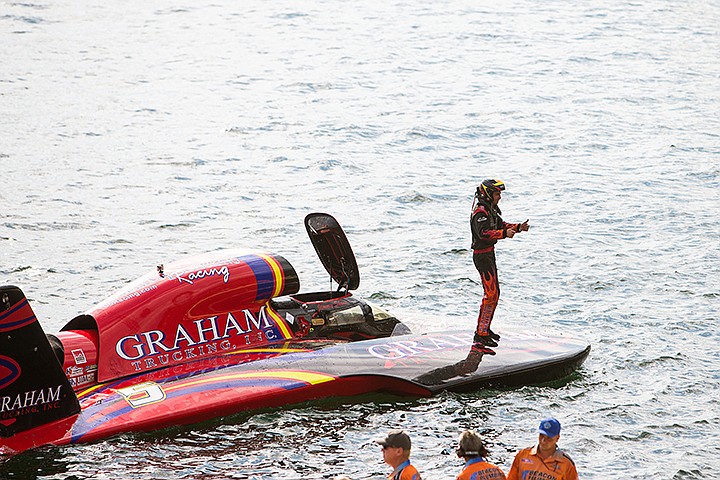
[{"x1": 478, "y1": 179, "x2": 505, "y2": 199}]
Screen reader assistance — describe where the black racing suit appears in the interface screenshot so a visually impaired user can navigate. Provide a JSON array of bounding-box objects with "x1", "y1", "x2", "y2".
[{"x1": 470, "y1": 198, "x2": 520, "y2": 336}]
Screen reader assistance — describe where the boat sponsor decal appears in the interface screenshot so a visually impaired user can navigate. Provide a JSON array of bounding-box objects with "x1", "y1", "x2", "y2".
[
  {"x1": 115, "y1": 307, "x2": 287, "y2": 372},
  {"x1": 69, "y1": 374, "x2": 97, "y2": 389},
  {"x1": 0, "y1": 384, "x2": 65, "y2": 420},
  {"x1": 367, "y1": 334, "x2": 468, "y2": 360},
  {"x1": 161, "y1": 255, "x2": 248, "y2": 289},
  {"x1": 0, "y1": 355, "x2": 21, "y2": 390},
  {"x1": 95, "y1": 254, "x2": 294, "y2": 319},
  {"x1": 104, "y1": 284, "x2": 159, "y2": 308},
  {"x1": 67, "y1": 364, "x2": 97, "y2": 389},
  {"x1": 66, "y1": 366, "x2": 84, "y2": 377},
  {"x1": 72, "y1": 349, "x2": 87, "y2": 365},
  {"x1": 0, "y1": 299, "x2": 36, "y2": 332},
  {"x1": 170, "y1": 265, "x2": 231, "y2": 285}
]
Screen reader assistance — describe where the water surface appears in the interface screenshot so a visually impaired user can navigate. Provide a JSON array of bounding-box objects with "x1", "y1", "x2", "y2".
[{"x1": 1, "y1": 1, "x2": 719, "y2": 478}]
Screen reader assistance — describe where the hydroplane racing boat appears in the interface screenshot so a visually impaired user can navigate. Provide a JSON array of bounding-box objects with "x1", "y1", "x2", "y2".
[{"x1": 0, "y1": 213, "x2": 590, "y2": 457}]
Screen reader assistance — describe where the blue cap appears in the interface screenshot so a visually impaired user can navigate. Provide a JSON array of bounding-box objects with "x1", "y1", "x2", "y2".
[{"x1": 537, "y1": 418, "x2": 561, "y2": 437}]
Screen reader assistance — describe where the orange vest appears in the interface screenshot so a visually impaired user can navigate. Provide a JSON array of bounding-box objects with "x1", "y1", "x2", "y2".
[
  {"x1": 456, "y1": 457, "x2": 506, "y2": 480},
  {"x1": 388, "y1": 460, "x2": 421, "y2": 480},
  {"x1": 507, "y1": 446, "x2": 578, "y2": 480}
]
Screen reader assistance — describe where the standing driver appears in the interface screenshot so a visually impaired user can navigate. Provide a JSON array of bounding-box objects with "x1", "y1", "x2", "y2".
[{"x1": 470, "y1": 179, "x2": 529, "y2": 348}]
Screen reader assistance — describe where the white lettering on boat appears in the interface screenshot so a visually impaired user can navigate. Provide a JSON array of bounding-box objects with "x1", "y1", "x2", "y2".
[
  {"x1": 116, "y1": 307, "x2": 280, "y2": 371},
  {"x1": 367, "y1": 334, "x2": 467, "y2": 360},
  {"x1": 0, "y1": 385, "x2": 63, "y2": 414},
  {"x1": 172, "y1": 265, "x2": 230, "y2": 285}
]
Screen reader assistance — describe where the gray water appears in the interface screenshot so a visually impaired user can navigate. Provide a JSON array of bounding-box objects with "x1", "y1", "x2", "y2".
[{"x1": 2, "y1": 0, "x2": 719, "y2": 478}]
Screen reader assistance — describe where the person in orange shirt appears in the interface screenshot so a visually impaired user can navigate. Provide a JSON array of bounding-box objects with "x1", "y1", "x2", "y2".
[
  {"x1": 375, "y1": 430, "x2": 422, "y2": 480},
  {"x1": 507, "y1": 418, "x2": 578, "y2": 480},
  {"x1": 455, "y1": 430, "x2": 506, "y2": 480}
]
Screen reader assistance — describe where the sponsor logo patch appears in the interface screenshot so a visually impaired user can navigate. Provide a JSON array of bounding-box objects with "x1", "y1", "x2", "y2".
[{"x1": 72, "y1": 349, "x2": 87, "y2": 365}]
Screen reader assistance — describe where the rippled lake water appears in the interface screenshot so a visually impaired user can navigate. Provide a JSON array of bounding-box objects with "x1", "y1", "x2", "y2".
[{"x1": 2, "y1": 0, "x2": 719, "y2": 478}]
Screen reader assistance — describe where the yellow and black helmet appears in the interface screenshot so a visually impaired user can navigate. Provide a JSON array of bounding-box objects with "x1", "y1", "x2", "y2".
[{"x1": 479, "y1": 179, "x2": 505, "y2": 199}]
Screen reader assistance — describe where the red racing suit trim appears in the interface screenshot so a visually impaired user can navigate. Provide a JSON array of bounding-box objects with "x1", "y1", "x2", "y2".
[{"x1": 470, "y1": 202, "x2": 519, "y2": 251}]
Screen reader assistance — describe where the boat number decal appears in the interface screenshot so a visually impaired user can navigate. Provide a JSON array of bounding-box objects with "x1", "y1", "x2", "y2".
[{"x1": 117, "y1": 381, "x2": 166, "y2": 408}]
